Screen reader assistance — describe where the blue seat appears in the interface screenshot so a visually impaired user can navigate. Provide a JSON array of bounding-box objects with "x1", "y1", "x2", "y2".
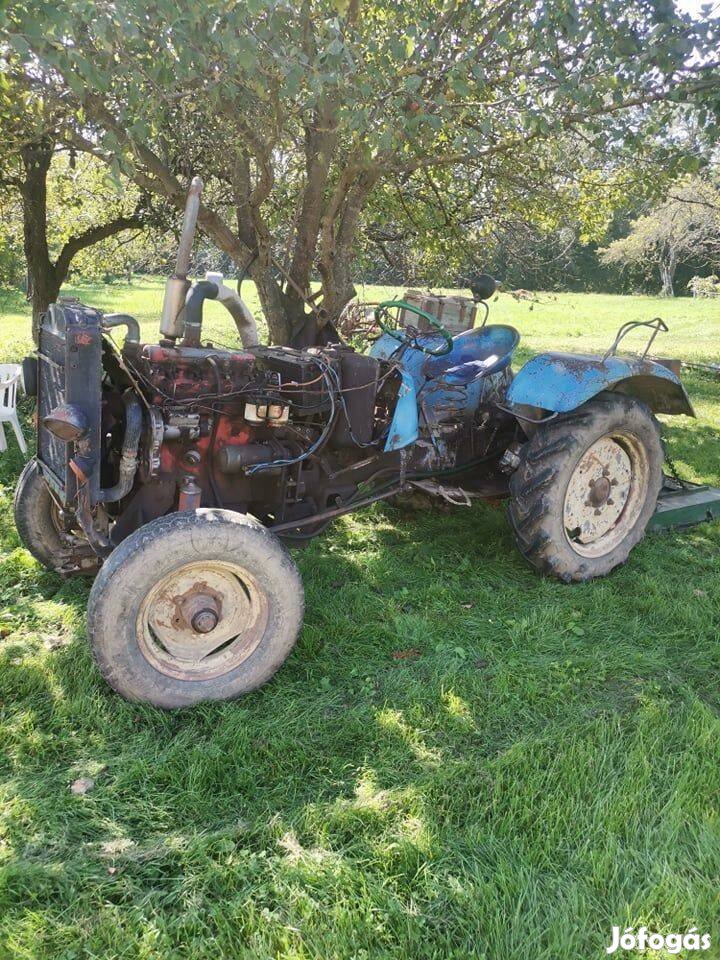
[{"x1": 423, "y1": 325, "x2": 520, "y2": 385}]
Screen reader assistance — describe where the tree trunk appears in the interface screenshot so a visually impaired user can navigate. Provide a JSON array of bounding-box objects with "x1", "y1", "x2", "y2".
[
  {"x1": 248, "y1": 253, "x2": 297, "y2": 346},
  {"x1": 29, "y1": 270, "x2": 62, "y2": 342},
  {"x1": 19, "y1": 138, "x2": 59, "y2": 343},
  {"x1": 19, "y1": 136, "x2": 148, "y2": 343},
  {"x1": 659, "y1": 250, "x2": 677, "y2": 297},
  {"x1": 318, "y1": 168, "x2": 380, "y2": 322}
]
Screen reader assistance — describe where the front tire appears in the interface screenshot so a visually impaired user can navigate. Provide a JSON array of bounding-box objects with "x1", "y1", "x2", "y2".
[
  {"x1": 87, "y1": 509, "x2": 305, "y2": 708},
  {"x1": 14, "y1": 458, "x2": 66, "y2": 571},
  {"x1": 508, "y1": 393, "x2": 663, "y2": 582}
]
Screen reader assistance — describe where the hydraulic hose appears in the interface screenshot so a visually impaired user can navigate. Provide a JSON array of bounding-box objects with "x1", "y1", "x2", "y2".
[{"x1": 98, "y1": 392, "x2": 143, "y2": 503}]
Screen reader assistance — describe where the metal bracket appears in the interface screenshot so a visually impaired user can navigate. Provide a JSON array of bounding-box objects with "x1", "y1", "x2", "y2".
[{"x1": 603, "y1": 318, "x2": 668, "y2": 361}]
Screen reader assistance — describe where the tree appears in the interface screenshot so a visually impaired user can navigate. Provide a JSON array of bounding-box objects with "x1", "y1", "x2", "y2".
[
  {"x1": 600, "y1": 176, "x2": 720, "y2": 296},
  {"x1": 356, "y1": 140, "x2": 654, "y2": 289},
  {"x1": 0, "y1": 183, "x2": 23, "y2": 287},
  {"x1": 0, "y1": 87, "x2": 152, "y2": 338},
  {"x1": 2, "y1": 0, "x2": 718, "y2": 342},
  {"x1": 19, "y1": 140, "x2": 150, "y2": 335}
]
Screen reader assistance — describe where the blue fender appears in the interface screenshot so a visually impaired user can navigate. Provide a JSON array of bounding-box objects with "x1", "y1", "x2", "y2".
[{"x1": 507, "y1": 352, "x2": 695, "y2": 417}]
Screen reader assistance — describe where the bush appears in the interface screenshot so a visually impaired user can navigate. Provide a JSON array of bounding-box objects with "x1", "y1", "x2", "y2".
[{"x1": 688, "y1": 275, "x2": 720, "y2": 298}]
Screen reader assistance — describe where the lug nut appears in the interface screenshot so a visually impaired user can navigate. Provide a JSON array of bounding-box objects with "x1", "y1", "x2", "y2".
[{"x1": 191, "y1": 609, "x2": 219, "y2": 633}]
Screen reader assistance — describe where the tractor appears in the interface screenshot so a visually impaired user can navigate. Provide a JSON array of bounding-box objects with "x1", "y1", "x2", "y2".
[{"x1": 14, "y1": 178, "x2": 715, "y2": 708}]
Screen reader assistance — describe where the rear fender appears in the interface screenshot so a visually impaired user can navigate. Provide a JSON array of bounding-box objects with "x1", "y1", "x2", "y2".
[{"x1": 507, "y1": 353, "x2": 695, "y2": 417}]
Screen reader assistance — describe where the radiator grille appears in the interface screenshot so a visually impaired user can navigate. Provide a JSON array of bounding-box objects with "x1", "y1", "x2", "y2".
[
  {"x1": 38, "y1": 325, "x2": 69, "y2": 495},
  {"x1": 36, "y1": 303, "x2": 104, "y2": 505}
]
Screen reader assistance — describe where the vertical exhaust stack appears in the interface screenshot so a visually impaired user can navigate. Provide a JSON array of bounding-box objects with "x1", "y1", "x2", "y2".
[{"x1": 160, "y1": 176, "x2": 203, "y2": 341}]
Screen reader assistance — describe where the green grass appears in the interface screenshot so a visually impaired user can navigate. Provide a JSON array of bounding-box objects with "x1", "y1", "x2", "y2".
[{"x1": 0, "y1": 280, "x2": 719, "y2": 959}]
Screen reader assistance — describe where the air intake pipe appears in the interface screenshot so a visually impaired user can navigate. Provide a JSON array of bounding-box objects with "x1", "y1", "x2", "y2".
[
  {"x1": 103, "y1": 313, "x2": 141, "y2": 345},
  {"x1": 180, "y1": 276, "x2": 260, "y2": 349}
]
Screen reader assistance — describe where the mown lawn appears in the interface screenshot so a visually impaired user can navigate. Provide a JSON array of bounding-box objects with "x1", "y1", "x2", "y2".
[{"x1": 0, "y1": 280, "x2": 719, "y2": 959}]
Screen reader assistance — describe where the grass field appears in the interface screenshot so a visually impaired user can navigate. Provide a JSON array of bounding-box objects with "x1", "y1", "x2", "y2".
[{"x1": 0, "y1": 279, "x2": 719, "y2": 959}]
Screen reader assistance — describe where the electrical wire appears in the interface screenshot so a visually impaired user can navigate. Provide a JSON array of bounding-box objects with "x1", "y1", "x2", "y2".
[
  {"x1": 478, "y1": 301, "x2": 489, "y2": 328},
  {"x1": 312, "y1": 355, "x2": 387, "y2": 449},
  {"x1": 247, "y1": 351, "x2": 397, "y2": 472},
  {"x1": 245, "y1": 360, "x2": 338, "y2": 475},
  {"x1": 280, "y1": 362, "x2": 398, "y2": 395},
  {"x1": 110, "y1": 333, "x2": 399, "y2": 474}
]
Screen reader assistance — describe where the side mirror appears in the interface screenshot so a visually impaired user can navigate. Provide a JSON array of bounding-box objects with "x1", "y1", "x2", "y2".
[{"x1": 469, "y1": 274, "x2": 498, "y2": 302}]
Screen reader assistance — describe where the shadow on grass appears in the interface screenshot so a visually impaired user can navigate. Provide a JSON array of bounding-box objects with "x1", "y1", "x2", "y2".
[
  {"x1": 1, "y1": 565, "x2": 718, "y2": 959},
  {"x1": 0, "y1": 362, "x2": 719, "y2": 955}
]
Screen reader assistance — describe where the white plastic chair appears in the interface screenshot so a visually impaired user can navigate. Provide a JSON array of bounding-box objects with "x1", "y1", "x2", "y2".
[{"x1": 0, "y1": 364, "x2": 27, "y2": 455}]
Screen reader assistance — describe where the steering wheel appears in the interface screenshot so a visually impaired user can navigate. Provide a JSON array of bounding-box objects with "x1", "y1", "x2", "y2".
[{"x1": 374, "y1": 300, "x2": 453, "y2": 356}]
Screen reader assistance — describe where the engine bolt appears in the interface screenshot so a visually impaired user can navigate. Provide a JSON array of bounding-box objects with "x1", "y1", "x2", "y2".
[
  {"x1": 183, "y1": 449, "x2": 201, "y2": 466},
  {"x1": 191, "y1": 609, "x2": 218, "y2": 633}
]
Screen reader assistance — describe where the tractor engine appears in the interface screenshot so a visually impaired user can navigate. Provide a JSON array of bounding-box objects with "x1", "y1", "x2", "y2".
[{"x1": 103, "y1": 332, "x2": 401, "y2": 544}]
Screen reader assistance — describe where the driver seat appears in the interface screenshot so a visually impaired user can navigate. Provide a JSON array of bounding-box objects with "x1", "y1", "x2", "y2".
[{"x1": 423, "y1": 325, "x2": 520, "y2": 385}]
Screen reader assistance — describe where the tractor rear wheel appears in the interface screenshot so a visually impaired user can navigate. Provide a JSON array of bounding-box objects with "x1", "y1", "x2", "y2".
[
  {"x1": 508, "y1": 393, "x2": 663, "y2": 582},
  {"x1": 87, "y1": 508, "x2": 304, "y2": 708}
]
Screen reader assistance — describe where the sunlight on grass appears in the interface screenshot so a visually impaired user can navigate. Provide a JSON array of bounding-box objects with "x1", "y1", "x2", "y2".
[{"x1": 0, "y1": 279, "x2": 718, "y2": 957}]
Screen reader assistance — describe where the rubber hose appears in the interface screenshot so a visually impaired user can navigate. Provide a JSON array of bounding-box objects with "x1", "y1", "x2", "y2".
[
  {"x1": 181, "y1": 281, "x2": 218, "y2": 347},
  {"x1": 99, "y1": 392, "x2": 143, "y2": 503}
]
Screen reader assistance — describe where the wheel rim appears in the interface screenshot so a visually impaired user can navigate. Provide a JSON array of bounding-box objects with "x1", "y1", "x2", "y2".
[
  {"x1": 136, "y1": 560, "x2": 269, "y2": 681},
  {"x1": 50, "y1": 500, "x2": 62, "y2": 531},
  {"x1": 49, "y1": 499, "x2": 68, "y2": 538},
  {"x1": 563, "y1": 432, "x2": 649, "y2": 559}
]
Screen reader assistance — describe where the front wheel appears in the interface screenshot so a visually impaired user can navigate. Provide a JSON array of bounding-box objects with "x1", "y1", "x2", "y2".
[
  {"x1": 14, "y1": 458, "x2": 66, "y2": 571},
  {"x1": 87, "y1": 509, "x2": 305, "y2": 708},
  {"x1": 508, "y1": 393, "x2": 663, "y2": 582}
]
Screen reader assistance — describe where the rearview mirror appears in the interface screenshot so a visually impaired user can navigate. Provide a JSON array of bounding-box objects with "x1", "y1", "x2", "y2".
[{"x1": 469, "y1": 274, "x2": 498, "y2": 302}]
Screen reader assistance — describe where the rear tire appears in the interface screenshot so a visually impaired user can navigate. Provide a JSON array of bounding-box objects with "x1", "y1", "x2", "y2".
[
  {"x1": 508, "y1": 393, "x2": 663, "y2": 582},
  {"x1": 87, "y1": 509, "x2": 305, "y2": 708},
  {"x1": 14, "y1": 458, "x2": 65, "y2": 570}
]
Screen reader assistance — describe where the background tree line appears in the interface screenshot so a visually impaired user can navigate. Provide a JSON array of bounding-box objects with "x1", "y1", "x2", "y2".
[
  {"x1": 1, "y1": 0, "x2": 719, "y2": 343},
  {"x1": 2, "y1": 154, "x2": 718, "y2": 298}
]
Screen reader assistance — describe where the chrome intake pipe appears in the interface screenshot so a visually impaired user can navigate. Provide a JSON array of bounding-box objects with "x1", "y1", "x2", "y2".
[{"x1": 180, "y1": 276, "x2": 260, "y2": 349}]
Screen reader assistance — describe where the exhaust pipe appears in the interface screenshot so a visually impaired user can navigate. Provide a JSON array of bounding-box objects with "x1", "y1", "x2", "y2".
[{"x1": 160, "y1": 176, "x2": 203, "y2": 340}]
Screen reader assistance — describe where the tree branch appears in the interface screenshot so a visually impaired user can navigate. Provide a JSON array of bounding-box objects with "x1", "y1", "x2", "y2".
[
  {"x1": 79, "y1": 93, "x2": 255, "y2": 268},
  {"x1": 54, "y1": 213, "x2": 145, "y2": 282}
]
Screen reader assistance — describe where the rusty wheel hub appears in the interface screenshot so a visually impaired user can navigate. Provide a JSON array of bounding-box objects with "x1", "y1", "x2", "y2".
[
  {"x1": 588, "y1": 475, "x2": 611, "y2": 508},
  {"x1": 178, "y1": 586, "x2": 222, "y2": 635},
  {"x1": 191, "y1": 608, "x2": 219, "y2": 634},
  {"x1": 136, "y1": 561, "x2": 268, "y2": 680},
  {"x1": 563, "y1": 433, "x2": 649, "y2": 558}
]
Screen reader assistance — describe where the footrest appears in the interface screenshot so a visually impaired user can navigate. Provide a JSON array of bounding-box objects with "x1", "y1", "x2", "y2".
[{"x1": 649, "y1": 481, "x2": 720, "y2": 532}]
